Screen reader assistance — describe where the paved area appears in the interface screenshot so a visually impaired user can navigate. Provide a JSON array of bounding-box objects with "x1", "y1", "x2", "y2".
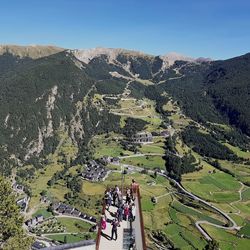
[{"x1": 99, "y1": 204, "x2": 129, "y2": 250}]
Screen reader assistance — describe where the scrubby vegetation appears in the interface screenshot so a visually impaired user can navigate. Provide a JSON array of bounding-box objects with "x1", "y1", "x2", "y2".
[{"x1": 0, "y1": 176, "x2": 34, "y2": 249}]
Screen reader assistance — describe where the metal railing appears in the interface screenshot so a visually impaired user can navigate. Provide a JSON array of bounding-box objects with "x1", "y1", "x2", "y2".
[
  {"x1": 95, "y1": 198, "x2": 106, "y2": 250},
  {"x1": 135, "y1": 186, "x2": 147, "y2": 250}
]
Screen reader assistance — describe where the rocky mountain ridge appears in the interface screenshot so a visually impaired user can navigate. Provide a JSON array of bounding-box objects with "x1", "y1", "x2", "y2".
[
  {"x1": 0, "y1": 45, "x2": 249, "y2": 176},
  {"x1": 0, "y1": 45, "x2": 64, "y2": 59}
]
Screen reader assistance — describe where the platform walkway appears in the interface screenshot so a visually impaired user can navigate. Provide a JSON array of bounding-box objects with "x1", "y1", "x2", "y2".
[
  {"x1": 97, "y1": 186, "x2": 146, "y2": 250},
  {"x1": 99, "y1": 202, "x2": 130, "y2": 250}
]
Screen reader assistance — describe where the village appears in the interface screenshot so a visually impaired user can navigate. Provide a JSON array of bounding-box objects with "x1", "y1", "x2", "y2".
[{"x1": 12, "y1": 128, "x2": 172, "y2": 249}]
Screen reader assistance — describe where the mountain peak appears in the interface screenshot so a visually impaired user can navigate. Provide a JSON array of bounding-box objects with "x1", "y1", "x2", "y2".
[
  {"x1": 0, "y1": 44, "x2": 65, "y2": 59},
  {"x1": 72, "y1": 47, "x2": 154, "y2": 64},
  {"x1": 160, "y1": 52, "x2": 212, "y2": 66},
  {"x1": 161, "y1": 52, "x2": 195, "y2": 66}
]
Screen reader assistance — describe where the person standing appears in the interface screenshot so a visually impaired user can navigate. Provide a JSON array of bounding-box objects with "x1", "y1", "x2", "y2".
[
  {"x1": 128, "y1": 204, "x2": 133, "y2": 222},
  {"x1": 131, "y1": 203, "x2": 136, "y2": 221},
  {"x1": 104, "y1": 190, "x2": 112, "y2": 211},
  {"x1": 113, "y1": 190, "x2": 117, "y2": 206},
  {"x1": 117, "y1": 205, "x2": 123, "y2": 226},
  {"x1": 115, "y1": 185, "x2": 120, "y2": 193},
  {"x1": 101, "y1": 215, "x2": 107, "y2": 230},
  {"x1": 111, "y1": 218, "x2": 119, "y2": 241},
  {"x1": 124, "y1": 204, "x2": 129, "y2": 221},
  {"x1": 131, "y1": 179, "x2": 139, "y2": 196},
  {"x1": 117, "y1": 190, "x2": 123, "y2": 207},
  {"x1": 126, "y1": 188, "x2": 131, "y2": 204}
]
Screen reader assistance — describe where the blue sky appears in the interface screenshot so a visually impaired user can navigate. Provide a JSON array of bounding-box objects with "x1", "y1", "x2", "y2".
[{"x1": 0, "y1": 0, "x2": 249, "y2": 59}]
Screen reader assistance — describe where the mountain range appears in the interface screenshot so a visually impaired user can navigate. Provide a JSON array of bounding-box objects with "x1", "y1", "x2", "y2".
[{"x1": 0, "y1": 45, "x2": 249, "y2": 175}]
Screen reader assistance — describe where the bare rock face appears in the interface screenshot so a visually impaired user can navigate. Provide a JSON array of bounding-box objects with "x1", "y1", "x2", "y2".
[
  {"x1": 160, "y1": 52, "x2": 196, "y2": 67},
  {"x1": 0, "y1": 44, "x2": 64, "y2": 58},
  {"x1": 161, "y1": 52, "x2": 212, "y2": 68},
  {"x1": 72, "y1": 47, "x2": 153, "y2": 64},
  {"x1": 73, "y1": 48, "x2": 212, "y2": 76}
]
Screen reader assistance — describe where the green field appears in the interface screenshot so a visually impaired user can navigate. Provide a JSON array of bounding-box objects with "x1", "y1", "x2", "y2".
[
  {"x1": 46, "y1": 233, "x2": 95, "y2": 243},
  {"x1": 164, "y1": 223, "x2": 206, "y2": 249},
  {"x1": 139, "y1": 144, "x2": 165, "y2": 154},
  {"x1": 183, "y1": 171, "x2": 241, "y2": 203},
  {"x1": 57, "y1": 217, "x2": 92, "y2": 233},
  {"x1": 219, "y1": 160, "x2": 250, "y2": 184},
  {"x1": 200, "y1": 173, "x2": 241, "y2": 190},
  {"x1": 172, "y1": 200, "x2": 225, "y2": 226},
  {"x1": 242, "y1": 188, "x2": 250, "y2": 201},
  {"x1": 203, "y1": 224, "x2": 250, "y2": 250},
  {"x1": 224, "y1": 143, "x2": 250, "y2": 160},
  {"x1": 32, "y1": 208, "x2": 53, "y2": 219},
  {"x1": 141, "y1": 197, "x2": 155, "y2": 212},
  {"x1": 239, "y1": 221, "x2": 250, "y2": 237},
  {"x1": 93, "y1": 137, "x2": 124, "y2": 158},
  {"x1": 121, "y1": 155, "x2": 165, "y2": 169}
]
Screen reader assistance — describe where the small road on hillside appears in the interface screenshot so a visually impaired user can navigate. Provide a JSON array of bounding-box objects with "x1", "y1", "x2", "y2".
[{"x1": 158, "y1": 171, "x2": 240, "y2": 241}]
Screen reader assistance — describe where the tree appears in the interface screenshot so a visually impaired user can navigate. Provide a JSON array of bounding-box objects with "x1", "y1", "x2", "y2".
[
  {"x1": 154, "y1": 171, "x2": 157, "y2": 179},
  {"x1": 2, "y1": 233, "x2": 34, "y2": 250},
  {"x1": 204, "y1": 239, "x2": 219, "y2": 250},
  {"x1": 47, "y1": 205, "x2": 53, "y2": 213},
  {"x1": 63, "y1": 235, "x2": 67, "y2": 244},
  {"x1": 0, "y1": 176, "x2": 34, "y2": 249},
  {"x1": 40, "y1": 190, "x2": 47, "y2": 196},
  {"x1": 47, "y1": 178, "x2": 55, "y2": 186}
]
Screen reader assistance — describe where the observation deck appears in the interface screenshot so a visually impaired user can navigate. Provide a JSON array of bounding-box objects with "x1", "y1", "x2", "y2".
[{"x1": 96, "y1": 187, "x2": 146, "y2": 250}]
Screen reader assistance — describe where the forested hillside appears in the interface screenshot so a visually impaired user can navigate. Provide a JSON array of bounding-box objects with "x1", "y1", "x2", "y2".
[{"x1": 0, "y1": 46, "x2": 249, "y2": 176}]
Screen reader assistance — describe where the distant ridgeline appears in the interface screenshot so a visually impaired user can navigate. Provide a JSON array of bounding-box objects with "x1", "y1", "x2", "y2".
[{"x1": 0, "y1": 45, "x2": 249, "y2": 175}]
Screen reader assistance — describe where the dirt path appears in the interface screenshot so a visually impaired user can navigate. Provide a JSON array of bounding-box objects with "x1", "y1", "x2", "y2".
[{"x1": 228, "y1": 182, "x2": 245, "y2": 215}]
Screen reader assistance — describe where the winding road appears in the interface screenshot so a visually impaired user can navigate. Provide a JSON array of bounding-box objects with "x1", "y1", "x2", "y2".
[
  {"x1": 158, "y1": 171, "x2": 241, "y2": 240},
  {"x1": 118, "y1": 163, "x2": 240, "y2": 241}
]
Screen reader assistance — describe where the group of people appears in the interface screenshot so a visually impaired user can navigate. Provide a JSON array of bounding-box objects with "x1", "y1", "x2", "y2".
[{"x1": 100, "y1": 179, "x2": 138, "y2": 241}]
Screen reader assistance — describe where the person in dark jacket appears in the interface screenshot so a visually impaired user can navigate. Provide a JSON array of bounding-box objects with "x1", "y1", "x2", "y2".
[
  {"x1": 111, "y1": 218, "x2": 119, "y2": 240},
  {"x1": 117, "y1": 205, "x2": 123, "y2": 226}
]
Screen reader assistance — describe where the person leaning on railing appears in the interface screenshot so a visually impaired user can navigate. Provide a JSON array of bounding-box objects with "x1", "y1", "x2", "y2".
[
  {"x1": 101, "y1": 214, "x2": 107, "y2": 230},
  {"x1": 131, "y1": 179, "x2": 139, "y2": 197}
]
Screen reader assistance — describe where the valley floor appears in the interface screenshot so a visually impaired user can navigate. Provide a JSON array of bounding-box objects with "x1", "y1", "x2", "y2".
[{"x1": 14, "y1": 93, "x2": 250, "y2": 250}]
